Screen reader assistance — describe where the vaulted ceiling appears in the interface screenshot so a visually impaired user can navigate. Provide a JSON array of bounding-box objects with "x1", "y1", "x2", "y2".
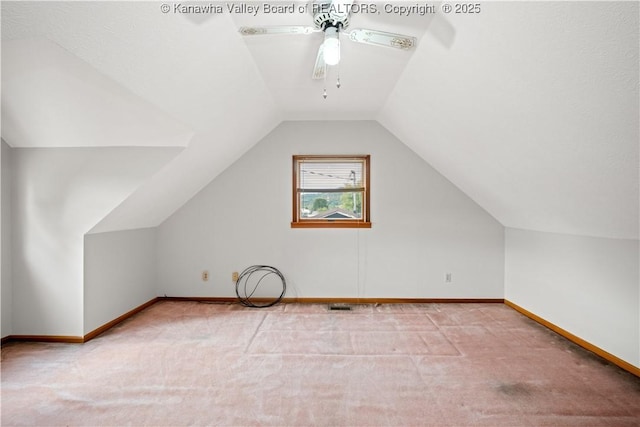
[{"x1": 2, "y1": 1, "x2": 638, "y2": 239}]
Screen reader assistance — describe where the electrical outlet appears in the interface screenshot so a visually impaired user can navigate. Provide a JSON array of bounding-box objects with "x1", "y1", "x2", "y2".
[
  {"x1": 202, "y1": 271, "x2": 209, "y2": 282},
  {"x1": 445, "y1": 273, "x2": 452, "y2": 283},
  {"x1": 232, "y1": 271, "x2": 239, "y2": 282}
]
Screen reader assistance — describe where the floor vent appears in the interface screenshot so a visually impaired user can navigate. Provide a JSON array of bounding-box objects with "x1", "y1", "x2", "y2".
[{"x1": 328, "y1": 304, "x2": 352, "y2": 311}]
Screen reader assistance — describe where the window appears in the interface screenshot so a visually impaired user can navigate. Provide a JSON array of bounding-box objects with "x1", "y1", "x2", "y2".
[{"x1": 292, "y1": 155, "x2": 371, "y2": 228}]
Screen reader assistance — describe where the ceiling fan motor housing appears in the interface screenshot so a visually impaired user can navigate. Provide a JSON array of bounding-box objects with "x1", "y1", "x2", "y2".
[{"x1": 313, "y1": 0, "x2": 351, "y2": 30}]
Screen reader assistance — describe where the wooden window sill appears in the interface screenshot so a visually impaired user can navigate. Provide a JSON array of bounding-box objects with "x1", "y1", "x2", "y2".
[{"x1": 291, "y1": 222, "x2": 372, "y2": 229}]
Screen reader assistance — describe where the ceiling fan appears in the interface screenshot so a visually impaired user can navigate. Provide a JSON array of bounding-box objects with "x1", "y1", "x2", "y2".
[{"x1": 238, "y1": 0, "x2": 417, "y2": 98}]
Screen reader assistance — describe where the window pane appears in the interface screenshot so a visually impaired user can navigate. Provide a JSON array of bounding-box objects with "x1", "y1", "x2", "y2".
[
  {"x1": 299, "y1": 161, "x2": 364, "y2": 190},
  {"x1": 292, "y1": 155, "x2": 370, "y2": 228},
  {"x1": 300, "y1": 191, "x2": 363, "y2": 220}
]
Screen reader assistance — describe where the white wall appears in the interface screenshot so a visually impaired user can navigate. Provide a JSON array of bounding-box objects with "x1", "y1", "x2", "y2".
[
  {"x1": 10, "y1": 147, "x2": 180, "y2": 336},
  {"x1": 84, "y1": 228, "x2": 157, "y2": 335},
  {"x1": 505, "y1": 228, "x2": 639, "y2": 368},
  {"x1": 157, "y1": 121, "x2": 504, "y2": 299},
  {"x1": 1, "y1": 140, "x2": 12, "y2": 338}
]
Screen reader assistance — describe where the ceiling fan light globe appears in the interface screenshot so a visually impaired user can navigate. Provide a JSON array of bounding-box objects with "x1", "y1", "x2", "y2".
[
  {"x1": 323, "y1": 26, "x2": 341, "y2": 66},
  {"x1": 324, "y1": 39, "x2": 340, "y2": 65}
]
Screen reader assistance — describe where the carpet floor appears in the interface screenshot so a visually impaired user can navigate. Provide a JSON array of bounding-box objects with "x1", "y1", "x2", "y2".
[{"x1": 1, "y1": 301, "x2": 639, "y2": 426}]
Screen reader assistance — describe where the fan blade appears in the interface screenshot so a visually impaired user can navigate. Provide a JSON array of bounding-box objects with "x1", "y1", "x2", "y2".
[
  {"x1": 347, "y1": 29, "x2": 416, "y2": 50},
  {"x1": 239, "y1": 26, "x2": 317, "y2": 36},
  {"x1": 312, "y1": 44, "x2": 326, "y2": 80}
]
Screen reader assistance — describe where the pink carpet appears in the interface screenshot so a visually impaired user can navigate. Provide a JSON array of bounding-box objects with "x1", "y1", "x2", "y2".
[{"x1": 2, "y1": 301, "x2": 639, "y2": 426}]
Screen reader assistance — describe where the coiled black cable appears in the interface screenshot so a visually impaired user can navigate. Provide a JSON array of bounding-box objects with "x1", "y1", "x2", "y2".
[{"x1": 235, "y1": 265, "x2": 286, "y2": 308}]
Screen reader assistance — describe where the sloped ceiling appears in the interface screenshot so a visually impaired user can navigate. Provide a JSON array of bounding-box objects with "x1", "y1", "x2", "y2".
[
  {"x1": 379, "y1": 1, "x2": 639, "y2": 240},
  {"x1": 2, "y1": 38, "x2": 194, "y2": 148},
  {"x1": 2, "y1": 1, "x2": 282, "y2": 233},
  {"x1": 1, "y1": 1, "x2": 638, "y2": 239}
]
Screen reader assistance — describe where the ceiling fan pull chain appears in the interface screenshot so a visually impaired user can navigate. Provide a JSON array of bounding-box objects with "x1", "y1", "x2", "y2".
[
  {"x1": 336, "y1": 64, "x2": 341, "y2": 89},
  {"x1": 323, "y1": 68, "x2": 328, "y2": 99}
]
